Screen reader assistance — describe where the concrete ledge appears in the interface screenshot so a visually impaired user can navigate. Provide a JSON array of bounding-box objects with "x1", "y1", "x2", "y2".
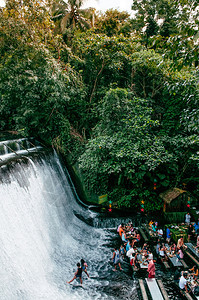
[{"x1": 139, "y1": 279, "x2": 148, "y2": 300}]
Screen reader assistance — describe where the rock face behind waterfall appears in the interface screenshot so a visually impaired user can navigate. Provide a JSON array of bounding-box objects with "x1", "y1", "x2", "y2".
[{"x1": 0, "y1": 141, "x2": 139, "y2": 300}]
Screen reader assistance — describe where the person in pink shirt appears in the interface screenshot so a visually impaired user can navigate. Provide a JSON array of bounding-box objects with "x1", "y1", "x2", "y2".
[
  {"x1": 176, "y1": 247, "x2": 184, "y2": 260},
  {"x1": 147, "y1": 259, "x2": 155, "y2": 278}
]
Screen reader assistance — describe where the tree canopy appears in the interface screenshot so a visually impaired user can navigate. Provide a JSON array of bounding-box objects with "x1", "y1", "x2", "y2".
[
  {"x1": 131, "y1": 0, "x2": 199, "y2": 68},
  {"x1": 0, "y1": 0, "x2": 198, "y2": 211}
]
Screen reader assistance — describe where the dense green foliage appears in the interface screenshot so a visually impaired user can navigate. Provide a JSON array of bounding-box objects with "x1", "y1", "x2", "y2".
[
  {"x1": 0, "y1": 0, "x2": 198, "y2": 211},
  {"x1": 131, "y1": 0, "x2": 199, "y2": 68}
]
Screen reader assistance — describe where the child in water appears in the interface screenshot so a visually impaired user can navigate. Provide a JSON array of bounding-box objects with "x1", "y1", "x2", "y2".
[
  {"x1": 81, "y1": 259, "x2": 89, "y2": 278},
  {"x1": 119, "y1": 244, "x2": 125, "y2": 259},
  {"x1": 67, "y1": 262, "x2": 83, "y2": 285}
]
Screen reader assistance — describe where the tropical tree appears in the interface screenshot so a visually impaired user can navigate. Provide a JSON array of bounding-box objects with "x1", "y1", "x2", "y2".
[
  {"x1": 78, "y1": 88, "x2": 171, "y2": 210},
  {"x1": 0, "y1": 0, "x2": 84, "y2": 153},
  {"x1": 50, "y1": 0, "x2": 92, "y2": 44},
  {"x1": 63, "y1": 0, "x2": 90, "y2": 30},
  {"x1": 69, "y1": 31, "x2": 143, "y2": 137},
  {"x1": 94, "y1": 9, "x2": 131, "y2": 37},
  {"x1": 131, "y1": 0, "x2": 199, "y2": 67},
  {"x1": 1, "y1": 0, "x2": 56, "y2": 52},
  {"x1": 50, "y1": 0, "x2": 69, "y2": 34}
]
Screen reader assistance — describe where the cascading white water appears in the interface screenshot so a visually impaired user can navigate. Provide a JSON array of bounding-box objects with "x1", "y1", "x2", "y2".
[
  {"x1": 0, "y1": 152, "x2": 113, "y2": 300},
  {"x1": 0, "y1": 151, "x2": 138, "y2": 300}
]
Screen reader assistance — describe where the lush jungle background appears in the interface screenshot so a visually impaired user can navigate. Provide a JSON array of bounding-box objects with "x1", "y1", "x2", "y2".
[{"x1": 0, "y1": 0, "x2": 198, "y2": 211}]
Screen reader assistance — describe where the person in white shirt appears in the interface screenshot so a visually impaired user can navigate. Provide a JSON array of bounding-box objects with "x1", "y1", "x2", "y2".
[
  {"x1": 185, "y1": 212, "x2": 191, "y2": 224},
  {"x1": 179, "y1": 273, "x2": 188, "y2": 292},
  {"x1": 117, "y1": 224, "x2": 121, "y2": 232},
  {"x1": 157, "y1": 228, "x2": 163, "y2": 238},
  {"x1": 126, "y1": 247, "x2": 135, "y2": 259},
  {"x1": 159, "y1": 244, "x2": 168, "y2": 262},
  {"x1": 147, "y1": 250, "x2": 153, "y2": 261}
]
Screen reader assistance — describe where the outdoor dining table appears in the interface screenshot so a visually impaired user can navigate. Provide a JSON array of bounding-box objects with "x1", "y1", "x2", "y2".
[
  {"x1": 137, "y1": 250, "x2": 149, "y2": 269},
  {"x1": 185, "y1": 243, "x2": 199, "y2": 259},
  {"x1": 144, "y1": 224, "x2": 158, "y2": 238},
  {"x1": 165, "y1": 244, "x2": 183, "y2": 267},
  {"x1": 187, "y1": 274, "x2": 199, "y2": 298},
  {"x1": 166, "y1": 224, "x2": 188, "y2": 243}
]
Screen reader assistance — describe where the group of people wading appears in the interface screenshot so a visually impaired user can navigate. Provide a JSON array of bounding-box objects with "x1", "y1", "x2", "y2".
[{"x1": 115, "y1": 222, "x2": 156, "y2": 278}]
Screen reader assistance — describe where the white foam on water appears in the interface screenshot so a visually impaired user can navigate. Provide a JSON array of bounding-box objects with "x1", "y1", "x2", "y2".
[{"x1": 0, "y1": 153, "x2": 120, "y2": 300}]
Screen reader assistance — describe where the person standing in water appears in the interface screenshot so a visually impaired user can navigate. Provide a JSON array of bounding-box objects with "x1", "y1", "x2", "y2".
[
  {"x1": 81, "y1": 259, "x2": 89, "y2": 278},
  {"x1": 112, "y1": 247, "x2": 122, "y2": 271},
  {"x1": 147, "y1": 259, "x2": 155, "y2": 278},
  {"x1": 67, "y1": 262, "x2": 83, "y2": 285}
]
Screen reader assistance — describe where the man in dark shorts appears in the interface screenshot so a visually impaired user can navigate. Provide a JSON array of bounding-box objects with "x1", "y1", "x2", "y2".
[{"x1": 67, "y1": 262, "x2": 83, "y2": 285}]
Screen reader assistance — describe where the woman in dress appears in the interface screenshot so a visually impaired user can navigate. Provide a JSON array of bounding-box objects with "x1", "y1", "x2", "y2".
[{"x1": 147, "y1": 259, "x2": 155, "y2": 278}]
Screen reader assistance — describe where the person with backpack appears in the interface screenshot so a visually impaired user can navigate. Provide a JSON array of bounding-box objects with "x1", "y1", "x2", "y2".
[{"x1": 112, "y1": 247, "x2": 122, "y2": 271}]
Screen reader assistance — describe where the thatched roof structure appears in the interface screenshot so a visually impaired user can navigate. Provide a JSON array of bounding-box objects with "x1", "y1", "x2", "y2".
[{"x1": 159, "y1": 188, "x2": 186, "y2": 204}]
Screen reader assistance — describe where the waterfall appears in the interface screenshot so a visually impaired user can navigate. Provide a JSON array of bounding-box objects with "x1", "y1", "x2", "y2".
[
  {"x1": 0, "y1": 149, "x2": 138, "y2": 300},
  {"x1": 0, "y1": 138, "x2": 42, "y2": 164}
]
